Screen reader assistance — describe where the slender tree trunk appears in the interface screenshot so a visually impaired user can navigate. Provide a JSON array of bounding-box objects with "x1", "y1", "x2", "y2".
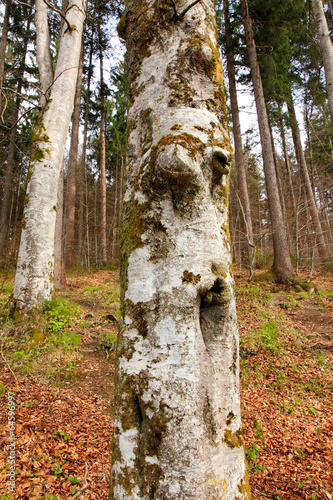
[
  {"x1": 286, "y1": 94, "x2": 328, "y2": 258},
  {"x1": 278, "y1": 107, "x2": 296, "y2": 216},
  {"x1": 0, "y1": 0, "x2": 12, "y2": 115},
  {"x1": 224, "y1": 0, "x2": 255, "y2": 265},
  {"x1": 77, "y1": 155, "x2": 85, "y2": 264},
  {"x1": 110, "y1": 1, "x2": 250, "y2": 498},
  {"x1": 111, "y1": 161, "x2": 118, "y2": 261},
  {"x1": 99, "y1": 32, "x2": 107, "y2": 265},
  {"x1": 14, "y1": 0, "x2": 86, "y2": 311},
  {"x1": 0, "y1": 96, "x2": 19, "y2": 253},
  {"x1": 54, "y1": 164, "x2": 66, "y2": 290},
  {"x1": 0, "y1": 18, "x2": 31, "y2": 254},
  {"x1": 277, "y1": 114, "x2": 297, "y2": 253},
  {"x1": 35, "y1": 0, "x2": 53, "y2": 107},
  {"x1": 240, "y1": 0, "x2": 294, "y2": 283},
  {"x1": 65, "y1": 42, "x2": 84, "y2": 266},
  {"x1": 79, "y1": 36, "x2": 94, "y2": 265},
  {"x1": 312, "y1": 0, "x2": 333, "y2": 119}
]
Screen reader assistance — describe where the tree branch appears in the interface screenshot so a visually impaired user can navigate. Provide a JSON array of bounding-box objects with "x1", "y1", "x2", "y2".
[
  {"x1": 42, "y1": 0, "x2": 73, "y2": 32},
  {"x1": 170, "y1": 0, "x2": 203, "y2": 19}
]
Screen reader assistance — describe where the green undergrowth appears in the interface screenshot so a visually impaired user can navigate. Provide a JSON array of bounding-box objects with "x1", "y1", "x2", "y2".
[
  {"x1": 80, "y1": 283, "x2": 120, "y2": 314},
  {"x1": 0, "y1": 271, "x2": 121, "y2": 382},
  {"x1": 0, "y1": 292, "x2": 83, "y2": 382}
]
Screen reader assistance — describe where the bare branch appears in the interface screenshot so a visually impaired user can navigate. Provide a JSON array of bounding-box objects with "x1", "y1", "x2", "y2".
[
  {"x1": 0, "y1": 89, "x2": 8, "y2": 123},
  {"x1": 71, "y1": 462, "x2": 90, "y2": 499},
  {"x1": 43, "y1": 0, "x2": 73, "y2": 32}
]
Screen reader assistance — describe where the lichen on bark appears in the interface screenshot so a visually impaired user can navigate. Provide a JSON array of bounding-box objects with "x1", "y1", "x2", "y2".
[{"x1": 110, "y1": 1, "x2": 250, "y2": 498}]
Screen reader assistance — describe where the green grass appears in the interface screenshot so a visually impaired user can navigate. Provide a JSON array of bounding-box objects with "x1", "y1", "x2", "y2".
[{"x1": 1, "y1": 296, "x2": 83, "y2": 382}]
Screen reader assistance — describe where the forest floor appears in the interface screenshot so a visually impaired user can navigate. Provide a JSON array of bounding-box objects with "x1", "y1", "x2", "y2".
[{"x1": 0, "y1": 266, "x2": 332, "y2": 500}]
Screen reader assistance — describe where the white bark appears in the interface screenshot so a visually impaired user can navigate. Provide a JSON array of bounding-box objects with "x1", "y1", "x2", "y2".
[
  {"x1": 312, "y1": 0, "x2": 333, "y2": 120},
  {"x1": 110, "y1": 1, "x2": 250, "y2": 498},
  {"x1": 14, "y1": 0, "x2": 86, "y2": 311},
  {"x1": 35, "y1": 0, "x2": 53, "y2": 107}
]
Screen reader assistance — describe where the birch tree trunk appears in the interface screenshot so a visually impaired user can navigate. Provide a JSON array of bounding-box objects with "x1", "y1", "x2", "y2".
[
  {"x1": 224, "y1": 0, "x2": 255, "y2": 266},
  {"x1": 110, "y1": 1, "x2": 250, "y2": 498},
  {"x1": 14, "y1": 0, "x2": 86, "y2": 311},
  {"x1": 312, "y1": 0, "x2": 333, "y2": 120},
  {"x1": 240, "y1": 0, "x2": 294, "y2": 283}
]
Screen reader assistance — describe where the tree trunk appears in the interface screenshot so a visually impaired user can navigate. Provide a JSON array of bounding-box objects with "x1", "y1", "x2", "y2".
[
  {"x1": 0, "y1": 17, "x2": 30, "y2": 255},
  {"x1": 278, "y1": 108, "x2": 296, "y2": 217},
  {"x1": 286, "y1": 94, "x2": 328, "y2": 258},
  {"x1": 14, "y1": 0, "x2": 86, "y2": 311},
  {"x1": 0, "y1": 0, "x2": 12, "y2": 115},
  {"x1": 0, "y1": 96, "x2": 19, "y2": 254},
  {"x1": 110, "y1": 1, "x2": 250, "y2": 498},
  {"x1": 240, "y1": 0, "x2": 294, "y2": 283},
  {"x1": 35, "y1": 0, "x2": 53, "y2": 106},
  {"x1": 65, "y1": 42, "x2": 84, "y2": 267},
  {"x1": 224, "y1": 0, "x2": 255, "y2": 266},
  {"x1": 312, "y1": 0, "x2": 333, "y2": 120},
  {"x1": 99, "y1": 32, "x2": 107, "y2": 265},
  {"x1": 54, "y1": 164, "x2": 66, "y2": 290},
  {"x1": 78, "y1": 36, "x2": 94, "y2": 265}
]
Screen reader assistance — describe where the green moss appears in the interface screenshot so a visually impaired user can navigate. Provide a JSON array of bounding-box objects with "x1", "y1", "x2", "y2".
[
  {"x1": 26, "y1": 164, "x2": 35, "y2": 183},
  {"x1": 226, "y1": 411, "x2": 235, "y2": 426},
  {"x1": 211, "y1": 262, "x2": 228, "y2": 278},
  {"x1": 182, "y1": 270, "x2": 201, "y2": 284},
  {"x1": 224, "y1": 428, "x2": 243, "y2": 448},
  {"x1": 237, "y1": 473, "x2": 252, "y2": 499},
  {"x1": 117, "y1": 8, "x2": 127, "y2": 39}
]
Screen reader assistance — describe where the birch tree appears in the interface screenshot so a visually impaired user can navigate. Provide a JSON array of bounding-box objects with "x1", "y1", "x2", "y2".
[
  {"x1": 13, "y1": 0, "x2": 86, "y2": 311},
  {"x1": 312, "y1": 0, "x2": 333, "y2": 120},
  {"x1": 110, "y1": 0, "x2": 250, "y2": 498}
]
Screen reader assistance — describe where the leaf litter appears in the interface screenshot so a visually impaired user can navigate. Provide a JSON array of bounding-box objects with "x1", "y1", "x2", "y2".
[{"x1": 0, "y1": 267, "x2": 332, "y2": 499}]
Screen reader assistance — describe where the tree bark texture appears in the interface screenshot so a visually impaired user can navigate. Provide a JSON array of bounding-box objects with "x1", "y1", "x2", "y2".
[
  {"x1": 65, "y1": 42, "x2": 84, "y2": 266},
  {"x1": 240, "y1": 0, "x2": 294, "y2": 282},
  {"x1": 312, "y1": 0, "x2": 333, "y2": 120},
  {"x1": 14, "y1": 0, "x2": 86, "y2": 311},
  {"x1": 35, "y1": 0, "x2": 54, "y2": 107},
  {"x1": 224, "y1": 0, "x2": 254, "y2": 264},
  {"x1": 110, "y1": 1, "x2": 250, "y2": 499}
]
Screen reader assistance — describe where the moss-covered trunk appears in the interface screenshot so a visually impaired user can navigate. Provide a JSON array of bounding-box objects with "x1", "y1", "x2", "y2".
[{"x1": 110, "y1": 1, "x2": 250, "y2": 498}]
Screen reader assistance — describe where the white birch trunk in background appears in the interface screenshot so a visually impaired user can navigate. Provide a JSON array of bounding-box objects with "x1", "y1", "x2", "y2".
[
  {"x1": 110, "y1": 1, "x2": 250, "y2": 498},
  {"x1": 35, "y1": 0, "x2": 53, "y2": 106},
  {"x1": 312, "y1": 0, "x2": 333, "y2": 120},
  {"x1": 14, "y1": 0, "x2": 86, "y2": 311}
]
